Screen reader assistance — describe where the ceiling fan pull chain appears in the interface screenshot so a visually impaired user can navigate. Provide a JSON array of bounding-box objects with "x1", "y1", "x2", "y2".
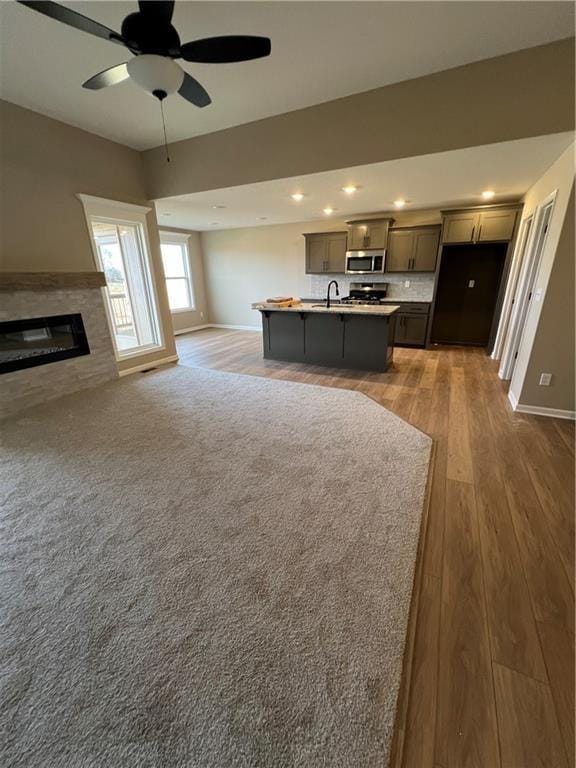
[{"x1": 159, "y1": 98, "x2": 171, "y2": 163}]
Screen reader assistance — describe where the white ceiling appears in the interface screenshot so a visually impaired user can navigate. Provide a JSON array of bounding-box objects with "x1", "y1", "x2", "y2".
[
  {"x1": 1, "y1": 1, "x2": 573, "y2": 149},
  {"x1": 154, "y1": 133, "x2": 574, "y2": 230}
]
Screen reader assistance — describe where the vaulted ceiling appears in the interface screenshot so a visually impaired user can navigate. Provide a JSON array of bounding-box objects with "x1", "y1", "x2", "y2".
[{"x1": 1, "y1": 1, "x2": 573, "y2": 149}]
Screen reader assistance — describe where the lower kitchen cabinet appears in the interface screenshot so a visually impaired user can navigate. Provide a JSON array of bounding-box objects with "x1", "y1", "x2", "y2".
[
  {"x1": 342, "y1": 314, "x2": 393, "y2": 369},
  {"x1": 381, "y1": 301, "x2": 430, "y2": 347},
  {"x1": 263, "y1": 311, "x2": 304, "y2": 361},
  {"x1": 259, "y1": 309, "x2": 397, "y2": 371},
  {"x1": 305, "y1": 313, "x2": 344, "y2": 366},
  {"x1": 395, "y1": 314, "x2": 428, "y2": 346}
]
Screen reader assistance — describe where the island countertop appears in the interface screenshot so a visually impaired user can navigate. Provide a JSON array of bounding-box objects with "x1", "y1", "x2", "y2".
[{"x1": 252, "y1": 301, "x2": 400, "y2": 316}]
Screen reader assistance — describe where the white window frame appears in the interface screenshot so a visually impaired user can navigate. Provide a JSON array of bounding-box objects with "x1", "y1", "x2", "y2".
[
  {"x1": 78, "y1": 194, "x2": 166, "y2": 360},
  {"x1": 159, "y1": 231, "x2": 196, "y2": 313}
]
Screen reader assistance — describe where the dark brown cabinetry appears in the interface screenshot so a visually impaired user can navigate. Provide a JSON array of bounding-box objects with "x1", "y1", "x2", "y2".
[
  {"x1": 386, "y1": 226, "x2": 440, "y2": 272},
  {"x1": 304, "y1": 232, "x2": 347, "y2": 274},
  {"x1": 380, "y1": 301, "x2": 430, "y2": 347},
  {"x1": 396, "y1": 314, "x2": 428, "y2": 346},
  {"x1": 430, "y1": 244, "x2": 507, "y2": 346},
  {"x1": 346, "y1": 218, "x2": 393, "y2": 250},
  {"x1": 260, "y1": 310, "x2": 396, "y2": 371},
  {"x1": 441, "y1": 207, "x2": 518, "y2": 244}
]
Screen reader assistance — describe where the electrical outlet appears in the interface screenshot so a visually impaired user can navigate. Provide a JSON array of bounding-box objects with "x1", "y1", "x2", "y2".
[
  {"x1": 200, "y1": 311, "x2": 204, "y2": 319},
  {"x1": 404, "y1": 280, "x2": 410, "y2": 288},
  {"x1": 539, "y1": 373, "x2": 552, "y2": 386}
]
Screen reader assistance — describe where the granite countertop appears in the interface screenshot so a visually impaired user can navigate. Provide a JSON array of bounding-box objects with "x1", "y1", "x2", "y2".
[
  {"x1": 299, "y1": 297, "x2": 431, "y2": 305},
  {"x1": 252, "y1": 301, "x2": 400, "y2": 316}
]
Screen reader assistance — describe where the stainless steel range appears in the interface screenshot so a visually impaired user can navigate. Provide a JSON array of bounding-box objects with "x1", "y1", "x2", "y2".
[{"x1": 340, "y1": 282, "x2": 389, "y2": 305}]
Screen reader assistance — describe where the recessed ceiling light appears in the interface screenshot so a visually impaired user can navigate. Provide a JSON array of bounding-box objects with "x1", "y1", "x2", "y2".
[
  {"x1": 342, "y1": 185, "x2": 357, "y2": 195},
  {"x1": 393, "y1": 199, "x2": 407, "y2": 208},
  {"x1": 482, "y1": 190, "x2": 495, "y2": 200},
  {"x1": 323, "y1": 207, "x2": 335, "y2": 215},
  {"x1": 291, "y1": 193, "x2": 305, "y2": 201},
  {"x1": 212, "y1": 205, "x2": 226, "y2": 209}
]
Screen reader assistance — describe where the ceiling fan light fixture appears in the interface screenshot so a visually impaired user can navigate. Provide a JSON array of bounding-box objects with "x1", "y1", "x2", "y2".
[{"x1": 127, "y1": 54, "x2": 184, "y2": 97}]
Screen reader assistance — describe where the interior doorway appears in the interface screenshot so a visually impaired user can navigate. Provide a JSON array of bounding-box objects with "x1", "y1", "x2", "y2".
[
  {"x1": 499, "y1": 194, "x2": 555, "y2": 380},
  {"x1": 430, "y1": 243, "x2": 508, "y2": 346},
  {"x1": 491, "y1": 214, "x2": 534, "y2": 360}
]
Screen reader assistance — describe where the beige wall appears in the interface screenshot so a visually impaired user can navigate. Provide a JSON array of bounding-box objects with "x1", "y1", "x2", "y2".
[
  {"x1": 143, "y1": 38, "x2": 575, "y2": 200},
  {"x1": 158, "y1": 225, "x2": 209, "y2": 333},
  {"x1": 0, "y1": 100, "x2": 176, "y2": 372},
  {"x1": 201, "y1": 209, "x2": 442, "y2": 327},
  {"x1": 508, "y1": 142, "x2": 575, "y2": 413}
]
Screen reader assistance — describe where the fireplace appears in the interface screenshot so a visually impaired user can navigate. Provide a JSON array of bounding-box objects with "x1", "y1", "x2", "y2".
[{"x1": 0, "y1": 314, "x2": 90, "y2": 375}]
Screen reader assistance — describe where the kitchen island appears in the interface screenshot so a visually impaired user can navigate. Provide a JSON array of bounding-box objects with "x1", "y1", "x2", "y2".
[{"x1": 252, "y1": 302, "x2": 400, "y2": 372}]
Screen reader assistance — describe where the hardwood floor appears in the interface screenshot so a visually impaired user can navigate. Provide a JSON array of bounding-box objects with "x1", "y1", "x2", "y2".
[{"x1": 175, "y1": 328, "x2": 575, "y2": 768}]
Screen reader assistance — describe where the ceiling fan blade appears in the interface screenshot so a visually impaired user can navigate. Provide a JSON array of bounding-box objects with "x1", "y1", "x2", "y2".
[
  {"x1": 138, "y1": 1, "x2": 174, "y2": 24},
  {"x1": 180, "y1": 35, "x2": 271, "y2": 64},
  {"x1": 82, "y1": 63, "x2": 130, "y2": 90},
  {"x1": 17, "y1": 1, "x2": 124, "y2": 46},
  {"x1": 178, "y1": 72, "x2": 211, "y2": 108}
]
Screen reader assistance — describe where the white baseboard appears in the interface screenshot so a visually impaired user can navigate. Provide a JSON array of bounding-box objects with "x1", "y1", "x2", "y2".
[
  {"x1": 508, "y1": 389, "x2": 575, "y2": 420},
  {"x1": 118, "y1": 354, "x2": 179, "y2": 377},
  {"x1": 210, "y1": 324, "x2": 261, "y2": 332},
  {"x1": 173, "y1": 324, "x2": 211, "y2": 336},
  {"x1": 515, "y1": 403, "x2": 575, "y2": 420}
]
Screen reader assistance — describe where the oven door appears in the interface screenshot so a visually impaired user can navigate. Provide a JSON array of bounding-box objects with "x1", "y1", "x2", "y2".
[{"x1": 345, "y1": 252, "x2": 375, "y2": 274}]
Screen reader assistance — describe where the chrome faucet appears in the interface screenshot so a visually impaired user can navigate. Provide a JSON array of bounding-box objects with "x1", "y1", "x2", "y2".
[{"x1": 326, "y1": 280, "x2": 340, "y2": 309}]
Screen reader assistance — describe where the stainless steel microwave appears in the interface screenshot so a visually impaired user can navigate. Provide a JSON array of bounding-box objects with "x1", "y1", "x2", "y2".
[{"x1": 345, "y1": 250, "x2": 386, "y2": 274}]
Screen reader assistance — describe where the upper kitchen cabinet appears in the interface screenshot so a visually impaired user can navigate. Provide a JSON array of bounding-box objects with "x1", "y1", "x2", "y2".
[
  {"x1": 346, "y1": 218, "x2": 394, "y2": 250},
  {"x1": 441, "y1": 212, "x2": 479, "y2": 244},
  {"x1": 476, "y1": 208, "x2": 518, "y2": 242},
  {"x1": 386, "y1": 225, "x2": 440, "y2": 272},
  {"x1": 304, "y1": 231, "x2": 347, "y2": 274},
  {"x1": 441, "y1": 206, "x2": 520, "y2": 244}
]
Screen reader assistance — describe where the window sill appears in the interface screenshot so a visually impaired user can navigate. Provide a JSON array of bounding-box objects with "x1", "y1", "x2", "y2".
[
  {"x1": 114, "y1": 343, "x2": 166, "y2": 362},
  {"x1": 170, "y1": 307, "x2": 196, "y2": 314}
]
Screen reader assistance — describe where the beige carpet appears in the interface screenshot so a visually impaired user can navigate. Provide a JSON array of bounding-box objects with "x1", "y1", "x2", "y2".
[{"x1": 1, "y1": 365, "x2": 431, "y2": 767}]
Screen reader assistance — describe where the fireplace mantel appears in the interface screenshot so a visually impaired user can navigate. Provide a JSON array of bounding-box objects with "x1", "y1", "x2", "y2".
[{"x1": 0, "y1": 272, "x2": 106, "y2": 291}]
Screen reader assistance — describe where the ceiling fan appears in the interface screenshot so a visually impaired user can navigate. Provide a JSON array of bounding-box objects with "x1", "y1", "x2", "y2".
[{"x1": 17, "y1": 0, "x2": 272, "y2": 107}]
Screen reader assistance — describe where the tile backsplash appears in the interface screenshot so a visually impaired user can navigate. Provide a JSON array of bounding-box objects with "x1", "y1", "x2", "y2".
[{"x1": 308, "y1": 273, "x2": 435, "y2": 302}]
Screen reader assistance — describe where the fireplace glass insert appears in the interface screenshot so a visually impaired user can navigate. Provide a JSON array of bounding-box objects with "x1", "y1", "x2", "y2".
[{"x1": 0, "y1": 314, "x2": 90, "y2": 375}]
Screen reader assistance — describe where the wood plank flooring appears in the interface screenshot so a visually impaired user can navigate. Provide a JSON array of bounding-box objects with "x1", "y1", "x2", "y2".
[{"x1": 175, "y1": 328, "x2": 575, "y2": 768}]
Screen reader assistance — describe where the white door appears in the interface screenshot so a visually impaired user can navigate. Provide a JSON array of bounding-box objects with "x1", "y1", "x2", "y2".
[
  {"x1": 499, "y1": 197, "x2": 555, "y2": 380},
  {"x1": 491, "y1": 214, "x2": 533, "y2": 360}
]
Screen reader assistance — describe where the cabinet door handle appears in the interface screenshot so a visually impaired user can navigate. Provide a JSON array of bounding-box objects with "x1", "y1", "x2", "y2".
[
  {"x1": 471, "y1": 226, "x2": 475, "y2": 242},
  {"x1": 477, "y1": 225, "x2": 482, "y2": 242}
]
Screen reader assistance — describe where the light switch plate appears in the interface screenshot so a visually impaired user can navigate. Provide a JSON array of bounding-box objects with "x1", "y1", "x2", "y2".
[
  {"x1": 539, "y1": 373, "x2": 552, "y2": 386},
  {"x1": 404, "y1": 280, "x2": 410, "y2": 288}
]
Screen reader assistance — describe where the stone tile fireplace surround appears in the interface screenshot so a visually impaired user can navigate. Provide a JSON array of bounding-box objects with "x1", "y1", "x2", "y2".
[{"x1": 0, "y1": 273, "x2": 118, "y2": 419}]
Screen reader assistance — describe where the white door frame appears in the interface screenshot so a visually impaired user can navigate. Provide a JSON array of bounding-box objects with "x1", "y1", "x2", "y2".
[
  {"x1": 491, "y1": 213, "x2": 534, "y2": 360},
  {"x1": 499, "y1": 190, "x2": 556, "y2": 380}
]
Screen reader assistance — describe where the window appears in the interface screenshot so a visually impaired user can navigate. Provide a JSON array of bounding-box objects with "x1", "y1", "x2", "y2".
[
  {"x1": 160, "y1": 234, "x2": 195, "y2": 312},
  {"x1": 79, "y1": 195, "x2": 163, "y2": 359}
]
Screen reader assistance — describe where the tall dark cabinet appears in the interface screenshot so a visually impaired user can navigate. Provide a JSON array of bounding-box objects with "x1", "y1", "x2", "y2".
[
  {"x1": 429, "y1": 204, "x2": 521, "y2": 348},
  {"x1": 430, "y1": 244, "x2": 507, "y2": 345}
]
